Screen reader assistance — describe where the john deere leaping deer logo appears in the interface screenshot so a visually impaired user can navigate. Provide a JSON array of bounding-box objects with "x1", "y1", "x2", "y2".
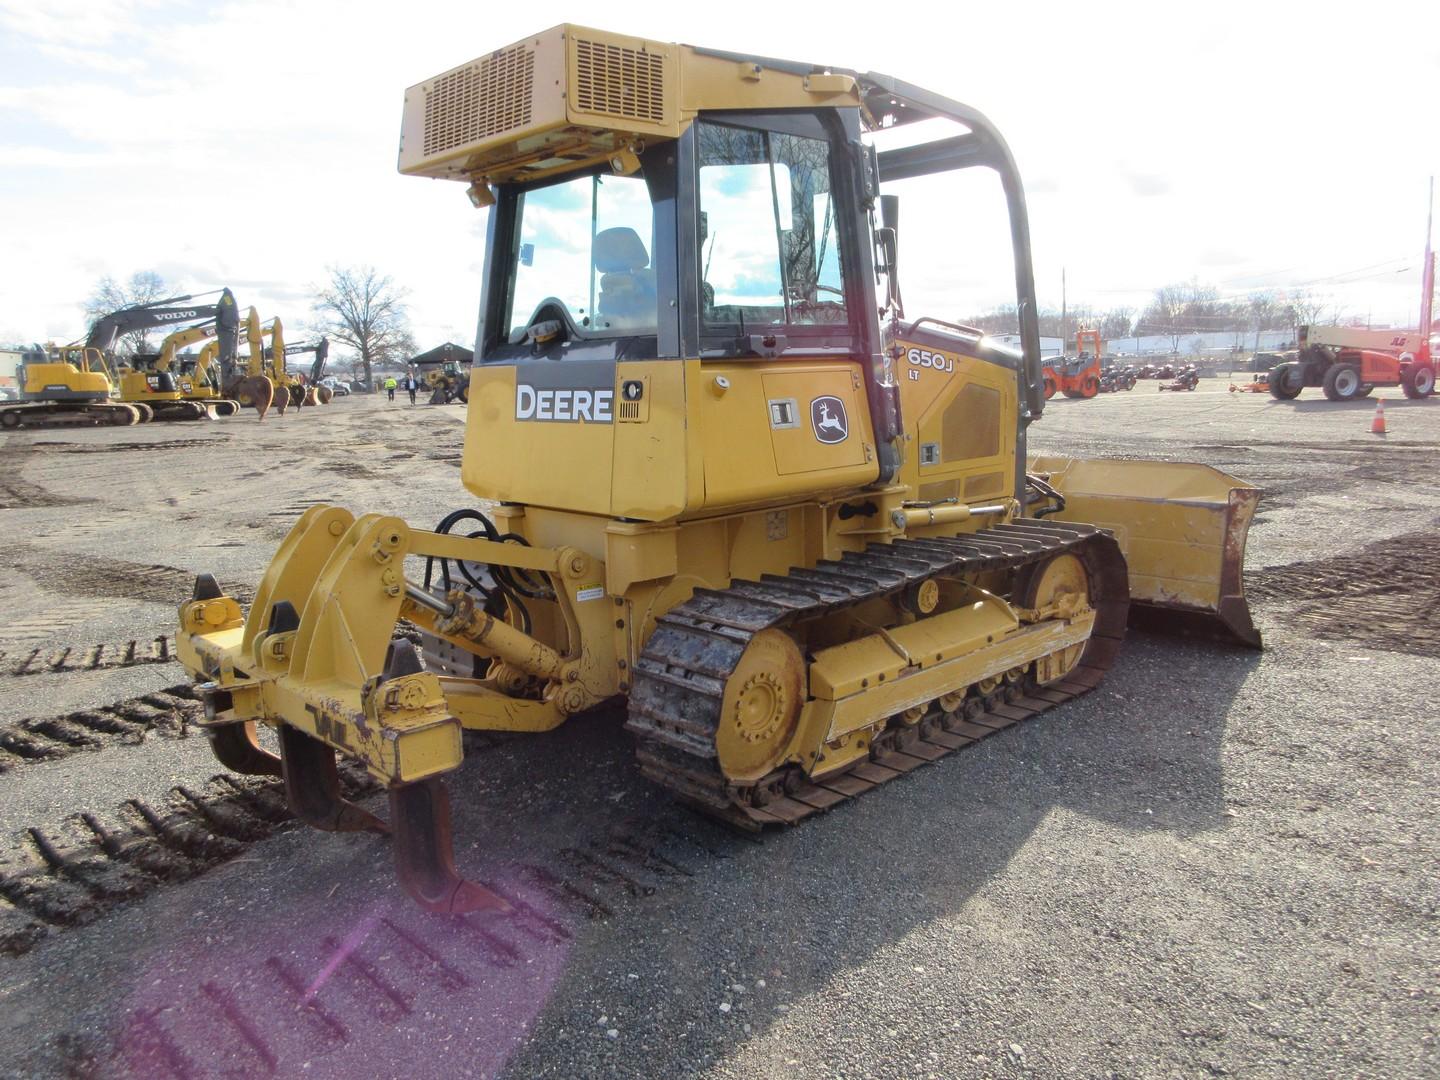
[{"x1": 810, "y1": 395, "x2": 849, "y2": 444}]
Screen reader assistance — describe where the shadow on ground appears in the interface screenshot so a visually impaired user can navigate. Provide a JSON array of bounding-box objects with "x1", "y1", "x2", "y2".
[{"x1": 2, "y1": 628, "x2": 1259, "y2": 1078}]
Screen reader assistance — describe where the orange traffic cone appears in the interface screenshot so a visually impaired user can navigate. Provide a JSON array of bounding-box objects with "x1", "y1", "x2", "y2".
[{"x1": 1370, "y1": 397, "x2": 1387, "y2": 435}]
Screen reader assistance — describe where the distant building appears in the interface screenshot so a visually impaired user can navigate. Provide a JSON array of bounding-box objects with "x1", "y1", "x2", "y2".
[
  {"x1": 0, "y1": 348, "x2": 37, "y2": 398},
  {"x1": 409, "y1": 342, "x2": 474, "y2": 367},
  {"x1": 990, "y1": 334, "x2": 1065, "y2": 358},
  {"x1": 992, "y1": 331, "x2": 1294, "y2": 358}
]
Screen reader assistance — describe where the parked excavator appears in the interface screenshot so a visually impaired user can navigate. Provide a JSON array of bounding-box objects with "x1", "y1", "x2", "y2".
[
  {"x1": 284, "y1": 338, "x2": 334, "y2": 404},
  {"x1": 118, "y1": 311, "x2": 244, "y2": 420},
  {"x1": 252, "y1": 316, "x2": 323, "y2": 412},
  {"x1": 177, "y1": 337, "x2": 245, "y2": 415},
  {"x1": 224, "y1": 309, "x2": 313, "y2": 417},
  {"x1": 0, "y1": 289, "x2": 239, "y2": 428},
  {"x1": 0, "y1": 345, "x2": 138, "y2": 428},
  {"x1": 178, "y1": 26, "x2": 1261, "y2": 914}
]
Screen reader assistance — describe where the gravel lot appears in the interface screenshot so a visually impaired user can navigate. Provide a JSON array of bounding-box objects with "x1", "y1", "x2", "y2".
[{"x1": 0, "y1": 380, "x2": 1435, "y2": 1078}]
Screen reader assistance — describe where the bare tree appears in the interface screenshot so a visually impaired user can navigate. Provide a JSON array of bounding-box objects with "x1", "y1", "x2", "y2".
[
  {"x1": 1283, "y1": 289, "x2": 1342, "y2": 336},
  {"x1": 312, "y1": 266, "x2": 414, "y2": 388},
  {"x1": 1100, "y1": 306, "x2": 1134, "y2": 341},
  {"x1": 84, "y1": 270, "x2": 174, "y2": 355},
  {"x1": 1138, "y1": 283, "x2": 1190, "y2": 353},
  {"x1": 1244, "y1": 291, "x2": 1282, "y2": 351}
]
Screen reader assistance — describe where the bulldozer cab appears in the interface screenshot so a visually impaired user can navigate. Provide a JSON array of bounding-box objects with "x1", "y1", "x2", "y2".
[
  {"x1": 411, "y1": 26, "x2": 1255, "y2": 639},
  {"x1": 448, "y1": 35, "x2": 1054, "y2": 520}
]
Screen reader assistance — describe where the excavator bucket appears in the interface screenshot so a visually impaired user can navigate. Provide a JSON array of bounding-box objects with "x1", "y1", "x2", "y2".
[{"x1": 1028, "y1": 456, "x2": 1261, "y2": 648}]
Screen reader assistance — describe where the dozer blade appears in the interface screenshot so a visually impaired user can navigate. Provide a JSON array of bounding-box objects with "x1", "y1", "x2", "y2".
[
  {"x1": 278, "y1": 725, "x2": 390, "y2": 835},
  {"x1": 1029, "y1": 456, "x2": 1261, "y2": 648},
  {"x1": 389, "y1": 778, "x2": 510, "y2": 914}
]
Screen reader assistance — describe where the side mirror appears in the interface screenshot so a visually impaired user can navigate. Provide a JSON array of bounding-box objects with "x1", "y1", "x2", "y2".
[
  {"x1": 879, "y1": 194, "x2": 899, "y2": 280},
  {"x1": 876, "y1": 227, "x2": 898, "y2": 277},
  {"x1": 880, "y1": 193, "x2": 899, "y2": 233}
]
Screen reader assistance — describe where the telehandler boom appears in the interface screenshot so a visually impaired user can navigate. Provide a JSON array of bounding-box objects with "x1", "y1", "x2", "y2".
[{"x1": 178, "y1": 26, "x2": 1260, "y2": 913}]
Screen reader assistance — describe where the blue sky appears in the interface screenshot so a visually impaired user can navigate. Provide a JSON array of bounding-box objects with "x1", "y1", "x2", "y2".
[{"x1": 1, "y1": 1, "x2": 1437, "y2": 352}]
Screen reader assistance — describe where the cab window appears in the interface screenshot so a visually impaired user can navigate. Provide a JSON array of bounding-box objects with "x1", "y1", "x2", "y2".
[
  {"x1": 697, "y1": 120, "x2": 847, "y2": 333},
  {"x1": 506, "y1": 171, "x2": 657, "y2": 338}
]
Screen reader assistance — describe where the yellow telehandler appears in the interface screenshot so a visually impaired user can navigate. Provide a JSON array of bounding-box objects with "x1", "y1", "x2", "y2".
[{"x1": 178, "y1": 26, "x2": 1260, "y2": 913}]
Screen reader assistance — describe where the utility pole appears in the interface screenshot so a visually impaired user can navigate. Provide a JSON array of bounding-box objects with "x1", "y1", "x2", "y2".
[
  {"x1": 1420, "y1": 176, "x2": 1434, "y2": 342},
  {"x1": 1060, "y1": 267, "x2": 1067, "y2": 354}
]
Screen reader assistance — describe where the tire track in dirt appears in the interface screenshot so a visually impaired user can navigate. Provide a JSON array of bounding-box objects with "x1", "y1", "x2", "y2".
[
  {"x1": 0, "y1": 445, "x2": 96, "y2": 509},
  {"x1": 0, "y1": 635, "x2": 175, "y2": 678},
  {"x1": 9, "y1": 552, "x2": 254, "y2": 609},
  {"x1": 28, "y1": 812, "x2": 730, "y2": 1078},
  {"x1": 0, "y1": 751, "x2": 727, "y2": 975},
  {"x1": 0, "y1": 683, "x2": 200, "y2": 773},
  {"x1": 1246, "y1": 525, "x2": 1440, "y2": 657},
  {"x1": 0, "y1": 766, "x2": 382, "y2": 957},
  {"x1": 29, "y1": 439, "x2": 219, "y2": 454}
]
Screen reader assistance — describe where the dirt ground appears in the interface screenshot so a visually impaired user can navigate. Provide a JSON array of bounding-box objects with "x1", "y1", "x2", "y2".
[{"x1": 0, "y1": 380, "x2": 1435, "y2": 1079}]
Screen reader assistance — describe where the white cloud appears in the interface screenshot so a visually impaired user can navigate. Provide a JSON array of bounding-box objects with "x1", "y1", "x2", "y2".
[{"x1": 0, "y1": 0, "x2": 1435, "y2": 353}]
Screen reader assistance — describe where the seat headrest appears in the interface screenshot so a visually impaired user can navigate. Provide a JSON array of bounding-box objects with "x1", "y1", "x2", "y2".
[{"x1": 594, "y1": 227, "x2": 649, "y2": 273}]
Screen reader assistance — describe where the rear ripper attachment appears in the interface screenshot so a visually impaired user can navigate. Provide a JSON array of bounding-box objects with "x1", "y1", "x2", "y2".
[
  {"x1": 178, "y1": 505, "x2": 621, "y2": 913},
  {"x1": 180, "y1": 508, "x2": 1136, "y2": 905}
]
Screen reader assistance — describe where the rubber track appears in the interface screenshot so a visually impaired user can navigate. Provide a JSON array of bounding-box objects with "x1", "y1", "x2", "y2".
[
  {"x1": 0, "y1": 402, "x2": 141, "y2": 429},
  {"x1": 0, "y1": 683, "x2": 201, "y2": 773},
  {"x1": 626, "y1": 518, "x2": 1129, "y2": 828},
  {"x1": 0, "y1": 766, "x2": 381, "y2": 957}
]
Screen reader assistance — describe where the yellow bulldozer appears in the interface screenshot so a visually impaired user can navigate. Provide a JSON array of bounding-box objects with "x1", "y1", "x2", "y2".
[{"x1": 178, "y1": 26, "x2": 1260, "y2": 913}]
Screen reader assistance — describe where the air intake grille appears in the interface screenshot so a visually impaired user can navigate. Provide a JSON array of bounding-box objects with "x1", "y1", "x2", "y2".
[
  {"x1": 423, "y1": 45, "x2": 535, "y2": 157},
  {"x1": 573, "y1": 38, "x2": 664, "y2": 122}
]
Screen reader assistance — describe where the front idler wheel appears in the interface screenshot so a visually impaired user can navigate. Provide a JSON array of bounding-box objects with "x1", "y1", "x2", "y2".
[
  {"x1": 1013, "y1": 552, "x2": 1092, "y2": 684},
  {"x1": 716, "y1": 628, "x2": 805, "y2": 785}
]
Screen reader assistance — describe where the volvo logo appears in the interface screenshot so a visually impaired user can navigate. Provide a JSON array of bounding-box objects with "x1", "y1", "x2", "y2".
[{"x1": 810, "y1": 396, "x2": 849, "y2": 444}]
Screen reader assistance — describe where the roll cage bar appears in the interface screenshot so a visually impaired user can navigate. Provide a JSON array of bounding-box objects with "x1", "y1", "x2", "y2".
[{"x1": 692, "y1": 52, "x2": 1046, "y2": 420}]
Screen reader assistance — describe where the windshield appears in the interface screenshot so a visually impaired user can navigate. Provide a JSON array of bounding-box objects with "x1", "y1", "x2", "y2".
[
  {"x1": 697, "y1": 120, "x2": 847, "y2": 331},
  {"x1": 506, "y1": 171, "x2": 656, "y2": 338}
]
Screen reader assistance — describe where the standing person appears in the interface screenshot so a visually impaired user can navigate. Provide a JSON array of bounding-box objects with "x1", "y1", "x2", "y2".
[
  {"x1": 385, "y1": 374, "x2": 397, "y2": 401},
  {"x1": 406, "y1": 372, "x2": 418, "y2": 405}
]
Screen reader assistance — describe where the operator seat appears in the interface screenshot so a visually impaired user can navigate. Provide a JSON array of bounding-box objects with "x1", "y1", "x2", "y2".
[{"x1": 593, "y1": 227, "x2": 655, "y2": 328}]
